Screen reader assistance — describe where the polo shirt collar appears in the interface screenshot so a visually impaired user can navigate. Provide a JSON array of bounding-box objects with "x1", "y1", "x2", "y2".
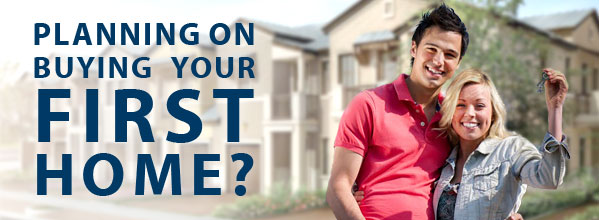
[{"x1": 393, "y1": 74, "x2": 445, "y2": 108}]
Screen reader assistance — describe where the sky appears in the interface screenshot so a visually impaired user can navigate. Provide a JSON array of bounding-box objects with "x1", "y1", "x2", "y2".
[
  {"x1": 0, "y1": 0, "x2": 597, "y2": 67},
  {"x1": 518, "y1": 0, "x2": 598, "y2": 18}
]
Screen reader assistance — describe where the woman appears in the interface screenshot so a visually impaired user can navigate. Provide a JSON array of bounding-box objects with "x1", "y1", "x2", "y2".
[
  {"x1": 355, "y1": 68, "x2": 569, "y2": 220},
  {"x1": 433, "y1": 68, "x2": 569, "y2": 220}
]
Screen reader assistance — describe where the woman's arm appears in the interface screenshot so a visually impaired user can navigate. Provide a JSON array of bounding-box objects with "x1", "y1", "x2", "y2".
[
  {"x1": 544, "y1": 68, "x2": 568, "y2": 141},
  {"x1": 511, "y1": 68, "x2": 570, "y2": 189},
  {"x1": 512, "y1": 134, "x2": 569, "y2": 189}
]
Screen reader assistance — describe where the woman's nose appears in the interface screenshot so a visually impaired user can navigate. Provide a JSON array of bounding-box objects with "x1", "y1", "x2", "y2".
[{"x1": 465, "y1": 105, "x2": 476, "y2": 116}]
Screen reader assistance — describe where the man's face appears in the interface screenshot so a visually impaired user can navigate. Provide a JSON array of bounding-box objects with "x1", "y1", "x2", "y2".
[{"x1": 410, "y1": 26, "x2": 462, "y2": 90}]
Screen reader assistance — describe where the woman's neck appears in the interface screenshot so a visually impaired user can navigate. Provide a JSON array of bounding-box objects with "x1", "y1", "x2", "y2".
[{"x1": 457, "y1": 138, "x2": 483, "y2": 163}]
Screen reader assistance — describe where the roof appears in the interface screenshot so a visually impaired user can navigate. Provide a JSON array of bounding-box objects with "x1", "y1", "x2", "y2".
[
  {"x1": 520, "y1": 9, "x2": 597, "y2": 31},
  {"x1": 509, "y1": 13, "x2": 599, "y2": 55},
  {"x1": 323, "y1": 0, "x2": 370, "y2": 33},
  {"x1": 249, "y1": 19, "x2": 315, "y2": 42},
  {"x1": 240, "y1": 18, "x2": 329, "y2": 53},
  {"x1": 354, "y1": 30, "x2": 395, "y2": 45}
]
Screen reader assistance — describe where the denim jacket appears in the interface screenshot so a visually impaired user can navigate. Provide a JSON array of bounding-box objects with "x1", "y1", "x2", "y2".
[{"x1": 432, "y1": 133, "x2": 570, "y2": 220}]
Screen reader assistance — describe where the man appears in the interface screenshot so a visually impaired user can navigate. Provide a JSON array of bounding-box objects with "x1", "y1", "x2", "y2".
[{"x1": 327, "y1": 4, "x2": 467, "y2": 219}]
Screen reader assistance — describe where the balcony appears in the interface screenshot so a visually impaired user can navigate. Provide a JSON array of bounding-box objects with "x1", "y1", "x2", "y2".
[
  {"x1": 272, "y1": 94, "x2": 292, "y2": 120},
  {"x1": 271, "y1": 93, "x2": 321, "y2": 121},
  {"x1": 305, "y1": 94, "x2": 320, "y2": 120},
  {"x1": 343, "y1": 85, "x2": 375, "y2": 108},
  {"x1": 574, "y1": 91, "x2": 599, "y2": 127},
  {"x1": 577, "y1": 94, "x2": 591, "y2": 115}
]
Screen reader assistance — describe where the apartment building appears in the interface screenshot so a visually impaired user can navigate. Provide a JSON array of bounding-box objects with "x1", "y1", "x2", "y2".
[
  {"x1": 520, "y1": 9, "x2": 599, "y2": 172},
  {"x1": 18, "y1": 0, "x2": 599, "y2": 195}
]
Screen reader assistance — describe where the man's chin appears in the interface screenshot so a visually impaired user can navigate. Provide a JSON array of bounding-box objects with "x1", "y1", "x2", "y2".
[{"x1": 425, "y1": 80, "x2": 443, "y2": 89}]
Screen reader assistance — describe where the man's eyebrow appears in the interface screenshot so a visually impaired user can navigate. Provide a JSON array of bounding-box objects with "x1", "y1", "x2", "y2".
[{"x1": 424, "y1": 43, "x2": 459, "y2": 55}]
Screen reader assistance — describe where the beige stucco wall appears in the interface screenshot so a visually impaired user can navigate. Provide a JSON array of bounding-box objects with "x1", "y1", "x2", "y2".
[
  {"x1": 328, "y1": 0, "x2": 430, "y2": 90},
  {"x1": 572, "y1": 15, "x2": 599, "y2": 52}
]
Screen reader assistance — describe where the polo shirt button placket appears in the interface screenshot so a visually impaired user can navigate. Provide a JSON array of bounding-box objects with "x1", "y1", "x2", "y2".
[{"x1": 420, "y1": 122, "x2": 426, "y2": 127}]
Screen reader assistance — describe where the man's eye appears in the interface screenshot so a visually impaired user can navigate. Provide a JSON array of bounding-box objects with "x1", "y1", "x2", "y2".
[
  {"x1": 446, "y1": 53, "x2": 456, "y2": 58},
  {"x1": 426, "y1": 48, "x2": 436, "y2": 53}
]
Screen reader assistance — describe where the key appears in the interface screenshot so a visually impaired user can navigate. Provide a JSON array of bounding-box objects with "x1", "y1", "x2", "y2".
[{"x1": 536, "y1": 72, "x2": 549, "y2": 93}]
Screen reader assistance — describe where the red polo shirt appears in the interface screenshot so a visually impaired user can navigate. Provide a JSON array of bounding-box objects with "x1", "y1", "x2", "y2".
[{"x1": 334, "y1": 74, "x2": 451, "y2": 220}]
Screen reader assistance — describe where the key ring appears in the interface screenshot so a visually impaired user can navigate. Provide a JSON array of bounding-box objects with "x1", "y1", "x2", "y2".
[{"x1": 537, "y1": 71, "x2": 549, "y2": 93}]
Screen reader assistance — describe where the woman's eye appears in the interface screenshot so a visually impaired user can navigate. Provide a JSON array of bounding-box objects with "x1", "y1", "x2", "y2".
[
  {"x1": 476, "y1": 104, "x2": 485, "y2": 108},
  {"x1": 456, "y1": 104, "x2": 465, "y2": 107}
]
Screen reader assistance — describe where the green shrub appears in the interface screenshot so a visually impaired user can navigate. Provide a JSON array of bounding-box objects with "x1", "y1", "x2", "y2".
[
  {"x1": 519, "y1": 168, "x2": 599, "y2": 218},
  {"x1": 567, "y1": 205, "x2": 599, "y2": 220},
  {"x1": 213, "y1": 184, "x2": 327, "y2": 219}
]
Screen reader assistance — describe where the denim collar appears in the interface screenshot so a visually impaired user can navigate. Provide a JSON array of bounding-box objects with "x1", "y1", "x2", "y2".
[{"x1": 447, "y1": 137, "x2": 501, "y2": 163}]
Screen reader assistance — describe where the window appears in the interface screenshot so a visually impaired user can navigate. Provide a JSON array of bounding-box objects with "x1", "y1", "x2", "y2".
[
  {"x1": 582, "y1": 63, "x2": 588, "y2": 94},
  {"x1": 381, "y1": 51, "x2": 397, "y2": 82},
  {"x1": 305, "y1": 62, "x2": 320, "y2": 94},
  {"x1": 580, "y1": 137, "x2": 586, "y2": 168},
  {"x1": 321, "y1": 138, "x2": 329, "y2": 175},
  {"x1": 339, "y1": 54, "x2": 357, "y2": 86},
  {"x1": 321, "y1": 61, "x2": 329, "y2": 93},
  {"x1": 593, "y1": 68, "x2": 598, "y2": 90},
  {"x1": 582, "y1": 75, "x2": 588, "y2": 95},
  {"x1": 383, "y1": 0, "x2": 395, "y2": 18}
]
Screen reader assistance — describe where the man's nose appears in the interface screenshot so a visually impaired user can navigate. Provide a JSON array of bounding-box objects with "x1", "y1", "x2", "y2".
[{"x1": 432, "y1": 52, "x2": 444, "y2": 67}]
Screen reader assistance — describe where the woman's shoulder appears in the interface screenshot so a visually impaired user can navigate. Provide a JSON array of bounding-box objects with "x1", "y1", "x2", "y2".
[
  {"x1": 498, "y1": 134, "x2": 529, "y2": 145},
  {"x1": 488, "y1": 135, "x2": 536, "y2": 157}
]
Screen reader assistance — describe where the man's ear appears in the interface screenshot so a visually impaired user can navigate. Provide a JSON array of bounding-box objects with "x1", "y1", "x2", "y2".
[{"x1": 410, "y1": 41, "x2": 417, "y2": 58}]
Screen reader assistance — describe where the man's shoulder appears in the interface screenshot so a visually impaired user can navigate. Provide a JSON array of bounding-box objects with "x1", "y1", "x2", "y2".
[{"x1": 364, "y1": 82, "x2": 397, "y2": 101}]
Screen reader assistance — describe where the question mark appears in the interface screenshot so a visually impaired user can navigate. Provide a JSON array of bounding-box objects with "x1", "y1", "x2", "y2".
[{"x1": 231, "y1": 153, "x2": 253, "y2": 196}]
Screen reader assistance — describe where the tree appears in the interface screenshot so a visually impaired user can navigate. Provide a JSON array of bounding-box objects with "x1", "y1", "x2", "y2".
[{"x1": 447, "y1": 0, "x2": 573, "y2": 142}]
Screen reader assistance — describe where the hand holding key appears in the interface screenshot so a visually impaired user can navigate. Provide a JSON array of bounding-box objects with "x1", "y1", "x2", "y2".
[{"x1": 542, "y1": 68, "x2": 568, "y2": 109}]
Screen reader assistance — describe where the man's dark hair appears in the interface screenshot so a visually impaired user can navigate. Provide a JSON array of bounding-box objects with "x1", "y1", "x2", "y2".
[{"x1": 411, "y1": 3, "x2": 469, "y2": 66}]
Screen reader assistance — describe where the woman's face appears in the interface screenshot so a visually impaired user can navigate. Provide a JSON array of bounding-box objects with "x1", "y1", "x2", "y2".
[{"x1": 451, "y1": 83, "x2": 493, "y2": 145}]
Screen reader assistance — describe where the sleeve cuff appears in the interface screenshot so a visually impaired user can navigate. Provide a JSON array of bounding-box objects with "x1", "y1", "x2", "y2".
[{"x1": 542, "y1": 132, "x2": 570, "y2": 159}]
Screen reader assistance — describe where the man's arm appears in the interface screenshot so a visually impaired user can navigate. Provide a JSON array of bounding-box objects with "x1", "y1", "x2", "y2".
[{"x1": 326, "y1": 147, "x2": 365, "y2": 220}]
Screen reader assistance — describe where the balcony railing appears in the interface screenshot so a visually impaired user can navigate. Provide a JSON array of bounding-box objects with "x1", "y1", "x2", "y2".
[
  {"x1": 577, "y1": 94, "x2": 591, "y2": 115},
  {"x1": 305, "y1": 94, "x2": 320, "y2": 120},
  {"x1": 272, "y1": 94, "x2": 292, "y2": 120},
  {"x1": 343, "y1": 85, "x2": 375, "y2": 108},
  {"x1": 271, "y1": 93, "x2": 320, "y2": 120}
]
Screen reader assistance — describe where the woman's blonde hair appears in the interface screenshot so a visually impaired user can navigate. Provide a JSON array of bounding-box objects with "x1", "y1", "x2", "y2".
[{"x1": 438, "y1": 69, "x2": 512, "y2": 146}]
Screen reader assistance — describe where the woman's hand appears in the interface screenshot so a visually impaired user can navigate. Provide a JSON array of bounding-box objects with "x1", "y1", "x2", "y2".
[
  {"x1": 506, "y1": 213, "x2": 524, "y2": 220},
  {"x1": 353, "y1": 190, "x2": 364, "y2": 204},
  {"x1": 543, "y1": 68, "x2": 567, "y2": 140},
  {"x1": 544, "y1": 68, "x2": 568, "y2": 110}
]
